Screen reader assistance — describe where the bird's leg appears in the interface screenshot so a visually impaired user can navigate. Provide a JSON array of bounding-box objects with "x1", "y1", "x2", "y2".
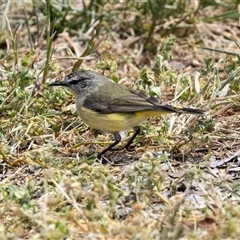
[
  {"x1": 97, "y1": 127, "x2": 140, "y2": 160},
  {"x1": 124, "y1": 126, "x2": 140, "y2": 151},
  {"x1": 97, "y1": 132, "x2": 121, "y2": 159}
]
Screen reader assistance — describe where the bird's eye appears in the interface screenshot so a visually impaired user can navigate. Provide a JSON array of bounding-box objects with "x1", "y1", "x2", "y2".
[{"x1": 69, "y1": 80, "x2": 79, "y2": 85}]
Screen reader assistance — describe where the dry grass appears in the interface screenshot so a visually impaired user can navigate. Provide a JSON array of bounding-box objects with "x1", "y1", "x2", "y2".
[{"x1": 0, "y1": 1, "x2": 240, "y2": 239}]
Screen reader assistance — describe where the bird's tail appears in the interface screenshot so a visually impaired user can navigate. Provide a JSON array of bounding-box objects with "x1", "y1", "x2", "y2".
[{"x1": 179, "y1": 107, "x2": 206, "y2": 115}]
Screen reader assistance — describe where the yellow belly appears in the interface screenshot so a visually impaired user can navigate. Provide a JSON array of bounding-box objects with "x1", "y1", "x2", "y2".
[{"x1": 78, "y1": 107, "x2": 167, "y2": 133}]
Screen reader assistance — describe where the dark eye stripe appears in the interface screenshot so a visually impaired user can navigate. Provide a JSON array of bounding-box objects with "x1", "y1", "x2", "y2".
[{"x1": 69, "y1": 80, "x2": 80, "y2": 85}]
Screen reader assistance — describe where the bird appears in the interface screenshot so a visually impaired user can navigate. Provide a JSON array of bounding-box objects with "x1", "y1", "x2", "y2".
[{"x1": 49, "y1": 70, "x2": 205, "y2": 160}]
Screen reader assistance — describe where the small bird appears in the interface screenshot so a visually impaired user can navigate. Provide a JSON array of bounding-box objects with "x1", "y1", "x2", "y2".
[{"x1": 49, "y1": 70, "x2": 205, "y2": 160}]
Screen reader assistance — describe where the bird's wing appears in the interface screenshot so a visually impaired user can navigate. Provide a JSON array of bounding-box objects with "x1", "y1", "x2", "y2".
[
  {"x1": 83, "y1": 87, "x2": 179, "y2": 114},
  {"x1": 108, "y1": 89, "x2": 180, "y2": 113}
]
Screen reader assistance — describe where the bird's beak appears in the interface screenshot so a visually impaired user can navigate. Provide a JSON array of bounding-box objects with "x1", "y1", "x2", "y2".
[{"x1": 48, "y1": 81, "x2": 69, "y2": 87}]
